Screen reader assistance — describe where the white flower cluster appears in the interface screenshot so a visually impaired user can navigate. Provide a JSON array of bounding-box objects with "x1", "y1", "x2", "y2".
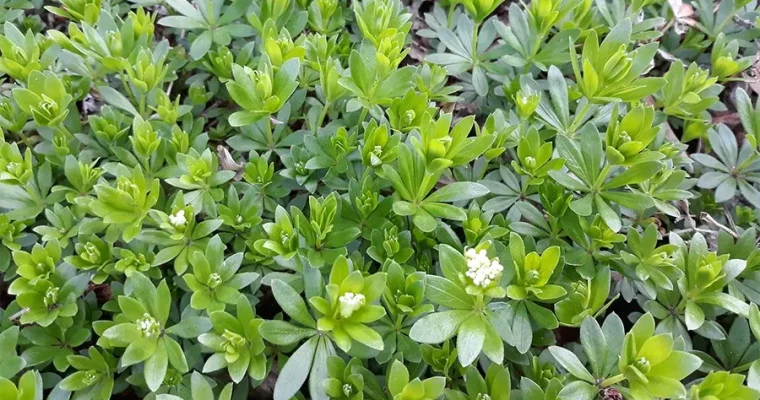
[
  {"x1": 338, "y1": 292, "x2": 366, "y2": 318},
  {"x1": 169, "y1": 209, "x2": 187, "y2": 227},
  {"x1": 136, "y1": 313, "x2": 161, "y2": 338},
  {"x1": 465, "y1": 248, "x2": 503, "y2": 288}
]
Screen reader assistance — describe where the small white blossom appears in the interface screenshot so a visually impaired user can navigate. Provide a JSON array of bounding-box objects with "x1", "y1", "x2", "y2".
[
  {"x1": 464, "y1": 248, "x2": 503, "y2": 288},
  {"x1": 169, "y1": 209, "x2": 187, "y2": 227},
  {"x1": 136, "y1": 313, "x2": 161, "y2": 338},
  {"x1": 338, "y1": 292, "x2": 366, "y2": 318}
]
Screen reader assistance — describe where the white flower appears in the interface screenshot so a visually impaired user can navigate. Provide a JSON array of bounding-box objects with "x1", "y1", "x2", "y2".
[
  {"x1": 169, "y1": 209, "x2": 187, "y2": 227},
  {"x1": 338, "y1": 292, "x2": 366, "y2": 318},
  {"x1": 136, "y1": 313, "x2": 161, "y2": 338},
  {"x1": 464, "y1": 248, "x2": 503, "y2": 288}
]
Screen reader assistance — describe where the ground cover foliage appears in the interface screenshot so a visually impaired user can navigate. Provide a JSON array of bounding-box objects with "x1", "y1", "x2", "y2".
[{"x1": 2, "y1": 0, "x2": 760, "y2": 399}]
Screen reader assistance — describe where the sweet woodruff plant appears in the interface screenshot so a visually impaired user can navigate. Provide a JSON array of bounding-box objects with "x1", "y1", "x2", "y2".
[{"x1": 1, "y1": 0, "x2": 760, "y2": 400}]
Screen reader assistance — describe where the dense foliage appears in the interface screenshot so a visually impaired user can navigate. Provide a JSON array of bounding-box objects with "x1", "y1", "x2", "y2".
[{"x1": 2, "y1": 0, "x2": 760, "y2": 399}]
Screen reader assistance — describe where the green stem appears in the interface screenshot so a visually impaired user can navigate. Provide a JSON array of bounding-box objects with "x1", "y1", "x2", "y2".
[
  {"x1": 394, "y1": 314, "x2": 405, "y2": 330},
  {"x1": 316, "y1": 101, "x2": 330, "y2": 129},
  {"x1": 416, "y1": 172, "x2": 439, "y2": 202},
  {"x1": 474, "y1": 294, "x2": 485, "y2": 311},
  {"x1": 119, "y1": 73, "x2": 138, "y2": 106},
  {"x1": 139, "y1": 95, "x2": 147, "y2": 118},
  {"x1": 570, "y1": 101, "x2": 593, "y2": 136},
  {"x1": 600, "y1": 374, "x2": 626, "y2": 388},
  {"x1": 57, "y1": 123, "x2": 73, "y2": 139},
  {"x1": 472, "y1": 22, "x2": 480, "y2": 60},
  {"x1": 15, "y1": 130, "x2": 33, "y2": 150},
  {"x1": 357, "y1": 107, "x2": 369, "y2": 132},
  {"x1": 264, "y1": 116, "x2": 274, "y2": 149},
  {"x1": 594, "y1": 164, "x2": 612, "y2": 190},
  {"x1": 675, "y1": 297, "x2": 689, "y2": 314}
]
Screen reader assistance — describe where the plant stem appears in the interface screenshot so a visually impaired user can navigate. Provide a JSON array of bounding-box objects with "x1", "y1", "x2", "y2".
[
  {"x1": 395, "y1": 314, "x2": 405, "y2": 330},
  {"x1": 316, "y1": 101, "x2": 330, "y2": 129},
  {"x1": 600, "y1": 374, "x2": 626, "y2": 387},
  {"x1": 594, "y1": 164, "x2": 612, "y2": 189},
  {"x1": 472, "y1": 22, "x2": 480, "y2": 61},
  {"x1": 570, "y1": 101, "x2": 593, "y2": 136},
  {"x1": 57, "y1": 123, "x2": 73, "y2": 139},
  {"x1": 119, "y1": 73, "x2": 138, "y2": 107},
  {"x1": 357, "y1": 107, "x2": 369, "y2": 132},
  {"x1": 15, "y1": 130, "x2": 33, "y2": 150},
  {"x1": 264, "y1": 116, "x2": 274, "y2": 149},
  {"x1": 417, "y1": 172, "x2": 439, "y2": 202}
]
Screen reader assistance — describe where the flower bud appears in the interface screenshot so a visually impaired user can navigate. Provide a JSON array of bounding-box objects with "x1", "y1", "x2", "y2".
[
  {"x1": 515, "y1": 90, "x2": 540, "y2": 118},
  {"x1": 633, "y1": 357, "x2": 650, "y2": 374},
  {"x1": 106, "y1": 31, "x2": 123, "y2": 57},
  {"x1": 129, "y1": 7, "x2": 155, "y2": 38}
]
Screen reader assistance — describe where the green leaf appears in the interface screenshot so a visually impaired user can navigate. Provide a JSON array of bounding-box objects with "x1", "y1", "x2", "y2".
[
  {"x1": 439, "y1": 244, "x2": 466, "y2": 281},
  {"x1": 274, "y1": 336, "x2": 318, "y2": 400},
  {"x1": 685, "y1": 301, "x2": 705, "y2": 331},
  {"x1": 191, "y1": 371, "x2": 214, "y2": 400},
  {"x1": 457, "y1": 315, "x2": 486, "y2": 367},
  {"x1": 190, "y1": 31, "x2": 213, "y2": 60},
  {"x1": 513, "y1": 302, "x2": 532, "y2": 354},
  {"x1": 165, "y1": 337, "x2": 189, "y2": 373},
  {"x1": 580, "y1": 317, "x2": 606, "y2": 377},
  {"x1": 98, "y1": 86, "x2": 138, "y2": 116},
  {"x1": 750, "y1": 304, "x2": 760, "y2": 341},
  {"x1": 259, "y1": 321, "x2": 317, "y2": 346},
  {"x1": 424, "y1": 275, "x2": 474, "y2": 309},
  {"x1": 696, "y1": 292, "x2": 749, "y2": 316},
  {"x1": 166, "y1": 317, "x2": 212, "y2": 338},
  {"x1": 165, "y1": 0, "x2": 205, "y2": 21},
  {"x1": 549, "y1": 346, "x2": 595, "y2": 382},
  {"x1": 425, "y1": 182, "x2": 489, "y2": 203},
  {"x1": 272, "y1": 279, "x2": 316, "y2": 328},
  {"x1": 409, "y1": 310, "x2": 472, "y2": 344},
  {"x1": 0, "y1": 327, "x2": 25, "y2": 379},
  {"x1": 749, "y1": 359, "x2": 760, "y2": 391},
  {"x1": 557, "y1": 381, "x2": 598, "y2": 400},
  {"x1": 388, "y1": 360, "x2": 409, "y2": 395},
  {"x1": 144, "y1": 342, "x2": 168, "y2": 392},
  {"x1": 604, "y1": 162, "x2": 662, "y2": 189},
  {"x1": 159, "y1": 16, "x2": 207, "y2": 29},
  {"x1": 343, "y1": 321, "x2": 384, "y2": 350}
]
